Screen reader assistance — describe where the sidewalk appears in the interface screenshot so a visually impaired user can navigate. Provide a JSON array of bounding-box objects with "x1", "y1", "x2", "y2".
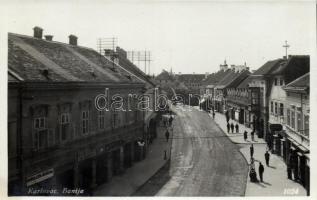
[
  {"x1": 240, "y1": 144, "x2": 306, "y2": 196},
  {"x1": 211, "y1": 111, "x2": 306, "y2": 196},
  {"x1": 93, "y1": 123, "x2": 172, "y2": 196},
  {"x1": 212, "y1": 112, "x2": 266, "y2": 144}
]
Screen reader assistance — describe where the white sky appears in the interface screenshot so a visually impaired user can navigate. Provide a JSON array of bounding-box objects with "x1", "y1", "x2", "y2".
[{"x1": 0, "y1": 0, "x2": 316, "y2": 75}]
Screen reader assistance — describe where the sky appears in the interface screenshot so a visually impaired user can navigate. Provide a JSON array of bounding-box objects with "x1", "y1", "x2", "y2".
[{"x1": 0, "y1": 0, "x2": 315, "y2": 75}]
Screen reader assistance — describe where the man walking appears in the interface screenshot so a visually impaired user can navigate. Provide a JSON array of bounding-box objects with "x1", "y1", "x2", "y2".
[
  {"x1": 244, "y1": 130, "x2": 248, "y2": 141},
  {"x1": 231, "y1": 123, "x2": 234, "y2": 133},
  {"x1": 227, "y1": 123, "x2": 230, "y2": 133},
  {"x1": 165, "y1": 129, "x2": 170, "y2": 142},
  {"x1": 265, "y1": 151, "x2": 270, "y2": 166},
  {"x1": 235, "y1": 124, "x2": 239, "y2": 133},
  {"x1": 212, "y1": 112, "x2": 215, "y2": 120},
  {"x1": 250, "y1": 144, "x2": 254, "y2": 158},
  {"x1": 251, "y1": 131, "x2": 255, "y2": 141},
  {"x1": 169, "y1": 115, "x2": 173, "y2": 127},
  {"x1": 258, "y1": 162, "x2": 264, "y2": 182}
]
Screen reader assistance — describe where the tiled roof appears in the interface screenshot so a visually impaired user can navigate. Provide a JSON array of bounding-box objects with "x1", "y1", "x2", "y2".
[
  {"x1": 202, "y1": 69, "x2": 231, "y2": 86},
  {"x1": 176, "y1": 74, "x2": 206, "y2": 82},
  {"x1": 270, "y1": 55, "x2": 310, "y2": 84},
  {"x1": 252, "y1": 59, "x2": 284, "y2": 76},
  {"x1": 237, "y1": 75, "x2": 252, "y2": 89},
  {"x1": 8, "y1": 33, "x2": 142, "y2": 84},
  {"x1": 283, "y1": 72, "x2": 309, "y2": 92},
  {"x1": 226, "y1": 70, "x2": 251, "y2": 88},
  {"x1": 116, "y1": 48, "x2": 156, "y2": 87},
  {"x1": 216, "y1": 69, "x2": 250, "y2": 89},
  {"x1": 252, "y1": 55, "x2": 309, "y2": 85}
]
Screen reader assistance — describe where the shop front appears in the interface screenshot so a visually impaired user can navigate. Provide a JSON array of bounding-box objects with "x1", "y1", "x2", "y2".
[{"x1": 286, "y1": 137, "x2": 309, "y2": 195}]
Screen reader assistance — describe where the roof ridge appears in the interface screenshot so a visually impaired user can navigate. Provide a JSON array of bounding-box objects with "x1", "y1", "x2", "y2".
[{"x1": 9, "y1": 32, "x2": 95, "y2": 51}]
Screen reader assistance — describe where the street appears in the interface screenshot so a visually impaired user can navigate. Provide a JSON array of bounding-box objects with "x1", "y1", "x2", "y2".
[{"x1": 155, "y1": 105, "x2": 248, "y2": 196}]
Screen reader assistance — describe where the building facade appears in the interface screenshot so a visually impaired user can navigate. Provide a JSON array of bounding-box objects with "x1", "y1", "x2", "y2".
[{"x1": 8, "y1": 28, "x2": 149, "y2": 195}]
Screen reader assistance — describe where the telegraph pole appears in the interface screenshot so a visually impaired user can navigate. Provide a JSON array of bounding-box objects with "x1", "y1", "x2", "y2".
[{"x1": 282, "y1": 40, "x2": 290, "y2": 59}]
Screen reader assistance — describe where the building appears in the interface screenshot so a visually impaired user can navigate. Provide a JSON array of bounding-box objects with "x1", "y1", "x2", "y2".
[
  {"x1": 226, "y1": 75, "x2": 253, "y2": 126},
  {"x1": 214, "y1": 65, "x2": 250, "y2": 114},
  {"x1": 248, "y1": 55, "x2": 309, "y2": 139},
  {"x1": 8, "y1": 27, "x2": 149, "y2": 195},
  {"x1": 200, "y1": 60, "x2": 232, "y2": 111},
  {"x1": 174, "y1": 73, "x2": 206, "y2": 94},
  {"x1": 270, "y1": 73, "x2": 310, "y2": 195},
  {"x1": 110, "y1": 46, "x2": 159, "y2": 146}
]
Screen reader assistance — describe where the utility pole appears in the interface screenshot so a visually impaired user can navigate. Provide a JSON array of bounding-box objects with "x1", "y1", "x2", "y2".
[{"x1": 282, "y1": 40, "x2": 290, "y2": 59}]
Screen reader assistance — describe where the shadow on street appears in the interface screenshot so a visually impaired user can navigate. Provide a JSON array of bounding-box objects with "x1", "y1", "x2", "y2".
[{"x1": 132, "y1": 159, "x2": 171, "y2": 196}]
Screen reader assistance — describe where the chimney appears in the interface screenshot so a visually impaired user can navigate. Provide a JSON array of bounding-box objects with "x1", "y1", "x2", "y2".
[
  {"x1": 116, "y1": 46, "x2": 127, "y2": 59},
  {"x1": 33, "y1": 26, "x2": 43, "y2": 39},
  {"x1": 205, "y1": 72, "x2": 209, "y2": 78},
  {"x1": 44, "y1": 35, "x2": 53, "y2": 41},
  {"x1": 69, "y1": 34, "x2": 78, "y2": 45}
]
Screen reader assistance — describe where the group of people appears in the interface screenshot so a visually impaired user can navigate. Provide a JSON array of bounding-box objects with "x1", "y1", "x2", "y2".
[
  {"x1": 226, "y1": 122, "x2": 239, "y2": 133},
  {"x1": 249, "y1": 144, "x2": 271, "y2": 183},
  {"x1": 243, "y1": 130, "x2": 256, "y2": 141}
]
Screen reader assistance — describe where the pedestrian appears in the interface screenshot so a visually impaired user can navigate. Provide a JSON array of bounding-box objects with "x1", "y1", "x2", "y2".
[
  {"x1": 231, "y1": 123, "x2": 234, "y2": 133},
  {"x1": 227, "y1": 123, "x2": 230, "y2": 133},
  {"x1": 169, "y1": 115, "x2": 173, "y2": 127},
  {"x1": 212, "y1": 112, "x2": 215, "y2": 120},
  {"x1": 235, "y1": 124, "x2": 239, "y2": 133},
  {"x1": 250, "y1": 144, "x2": 254, "y2": 158},
  {"x1": 165, "y1": 130, "x2": 170, "y2": 142},
  {"x1": 258, "y1": 162, "x2": 264, "y2": 182},
  {"x1": 244, "y1": 130, "x2": 248, "y2": 141},
  {"x1": 251, "y1": 131, "x2": 255, "y2": 141},
  {"x1": 265, "y1": 151, "x2": 270, "y2": 166}
]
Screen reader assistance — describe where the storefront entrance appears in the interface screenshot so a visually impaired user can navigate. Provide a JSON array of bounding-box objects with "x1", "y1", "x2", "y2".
[
  {"x1": 96, "y1": 153, "x2": 108, "y2": 185},
  {"x1": 78, "y1": 158, "x2": 93, "y2": 192},
  {"x1": 124, "y1": 143, "x2": 133, "y2": 168}
]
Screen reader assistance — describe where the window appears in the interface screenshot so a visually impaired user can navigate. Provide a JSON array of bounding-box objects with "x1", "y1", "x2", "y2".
[
  {"x1": 291, "y1": 110, "x2": 295, "y2": 129},
  {"x1": 34, "y1": 117, "x2": 46, "y2": 129},
  {"x1": 82, "y1": 111, "x2": 89, "y2": 134},
  {"x1": 275, "y1": 102, "x2": 278, "y2": 115},
  {"x1": 38, "y1": 129, "x2": 48, "y2": 149},
  {"x1": 98, "y1": 111, "x2": 105, "y2": 130},
  {"x1": 112, "y1": 111, "x2": 120, "y2": 128},
  {"x1": 274, "y1": 78, "x2": 278, "y2": 86},
  {"x1": 60, "y1": 113, "x2": 70, "y2": 141},
  {"x1": 287, "y1": 109, "x2": 290, "y2": 126},
  {"x1": 271, "y1": 102, "x2": 274, "y2": 113},
  {"x1": 297, "y1": 112, "x2": 302, "y2": 133},
  {"x1": 304, "y1": 115, "x2": 309, "y2": 137},
  {"x1": 61, "y1": 113, "x2": 70, "y2": 124},
  {"x1": 280, "y1": 79, "x2": 284, "y2": 86},
  {"x1": 279, "y1": 103, "x2": 284, "y2": 116}
]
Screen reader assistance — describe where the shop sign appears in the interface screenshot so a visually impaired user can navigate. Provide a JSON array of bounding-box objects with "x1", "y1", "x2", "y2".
[
  {"x1": 26, "y1": 168, "x2": 54, "y2": 187},
  {"x1": 270, "y1": 124, "x2": 283, "y2": 132}
]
